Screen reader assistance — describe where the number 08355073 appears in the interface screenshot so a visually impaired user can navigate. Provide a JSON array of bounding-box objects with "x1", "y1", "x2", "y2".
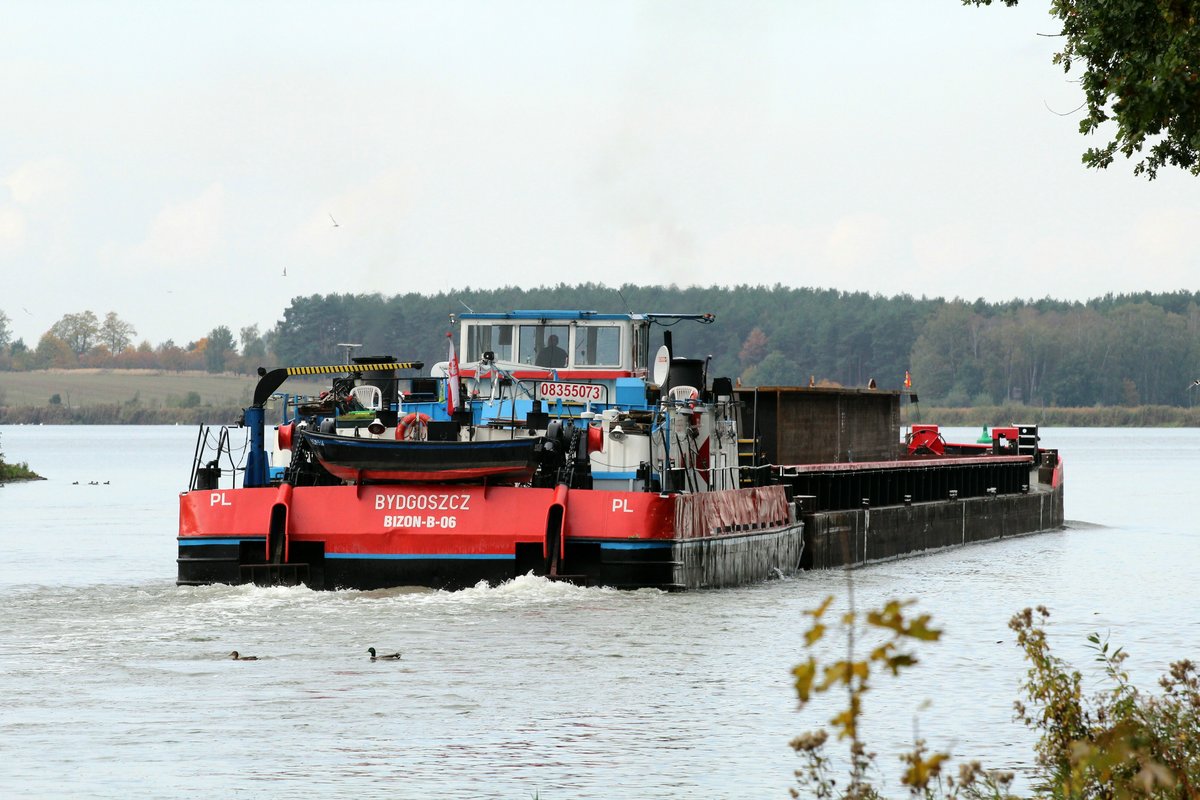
[{"x1": 539, "y1": 382, "x2": 602, "y2": 401}]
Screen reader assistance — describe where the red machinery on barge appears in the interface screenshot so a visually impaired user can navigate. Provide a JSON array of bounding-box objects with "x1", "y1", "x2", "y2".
[{"x1": 178, "y1": 310, "x2": 1063, "y2": 591}]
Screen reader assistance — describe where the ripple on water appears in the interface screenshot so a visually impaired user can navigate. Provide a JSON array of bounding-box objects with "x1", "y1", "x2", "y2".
[{"x1": 3, "y1": 426, "x2": 1200, "y2": 797}]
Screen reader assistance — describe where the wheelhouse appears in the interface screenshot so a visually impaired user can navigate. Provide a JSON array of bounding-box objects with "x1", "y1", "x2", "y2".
[{"x1": 458, "y1": 311, "x2": 653, "y2": 378}]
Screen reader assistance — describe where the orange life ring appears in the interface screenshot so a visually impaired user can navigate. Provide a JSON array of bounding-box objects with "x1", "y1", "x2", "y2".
[{"x1": 396, "y1": 412, "x2": 431, "y2": 441}]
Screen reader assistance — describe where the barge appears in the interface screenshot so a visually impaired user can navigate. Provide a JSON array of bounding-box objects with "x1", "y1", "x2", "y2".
[{"x1": 177, "y1": 310, "x2": 1063, "y2": 591}]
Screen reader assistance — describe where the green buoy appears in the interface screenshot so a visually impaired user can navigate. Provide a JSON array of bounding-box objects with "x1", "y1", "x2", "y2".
[{"x1": 976, "y1": 425, "x2": 991, "y2": 444}]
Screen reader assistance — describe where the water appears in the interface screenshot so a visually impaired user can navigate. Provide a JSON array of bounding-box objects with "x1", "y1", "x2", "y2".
[{"x1": 0, "y1": 425, "x2": 1197, "y2": 798}]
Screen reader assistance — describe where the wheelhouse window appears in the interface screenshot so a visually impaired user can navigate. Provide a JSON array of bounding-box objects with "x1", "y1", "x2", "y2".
[
  {"x1": 633, "y1": 321, "x2": 650, "y2": 375},
  {"x1": 519, "y1": 324, "x2": 569, "y2": 368},
  {"x1": 574, "y1": 325, "x2": 621, "y2": 367},
  {"x1": 466, "y1": 324, "x2": 514, "y2": 363}
]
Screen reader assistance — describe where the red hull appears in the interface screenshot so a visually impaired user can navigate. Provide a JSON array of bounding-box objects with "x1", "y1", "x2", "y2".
[
  {"x1": 178, "y1": 483, "x2": 801, "y2": 590},
  {"x1": 179, "y1": 483, "x2": 793, "y2": 559}
]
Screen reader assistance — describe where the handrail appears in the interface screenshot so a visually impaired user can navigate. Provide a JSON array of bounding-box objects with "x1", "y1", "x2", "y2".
[
  {"x1": 252, "y1": 361, "x2": 424, "y2": 407},
  {"x1": 188, "y1": 424, "x2": 205, "y2": 490},
  {"x1": 189, "y1": 424, "x2": 249, "y2": 490}
]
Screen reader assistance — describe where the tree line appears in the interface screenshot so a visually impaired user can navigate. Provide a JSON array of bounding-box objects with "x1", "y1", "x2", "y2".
[
  {"x1": 0, "y1": 310, "x2": 267, "y2": 376},
  {"x1": 2, "y1": 286, "x2": 1199, "y2": 408}
]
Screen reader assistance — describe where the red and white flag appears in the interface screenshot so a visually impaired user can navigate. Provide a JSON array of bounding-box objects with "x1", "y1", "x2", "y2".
[{"x1": 446, "y1": 333, "x2": 461, "y2": 415}]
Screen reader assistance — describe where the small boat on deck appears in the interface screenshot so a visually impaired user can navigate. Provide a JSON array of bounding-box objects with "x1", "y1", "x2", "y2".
[{"x1": 297, "y1": 428, "x2": 541, "y2": 483}]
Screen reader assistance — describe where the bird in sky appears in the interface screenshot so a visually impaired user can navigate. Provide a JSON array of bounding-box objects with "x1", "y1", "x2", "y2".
[
  {"x1": 329, "y1": 213, "x2": 339, "y2": 228},
  {"x1": 283, "y1": 266, "x2": 287, "y2": 277}
]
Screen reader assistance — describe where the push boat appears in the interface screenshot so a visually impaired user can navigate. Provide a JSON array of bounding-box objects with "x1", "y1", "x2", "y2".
[{"x1": 178, "y1": 310, "x2": 1064, "y2": 591}]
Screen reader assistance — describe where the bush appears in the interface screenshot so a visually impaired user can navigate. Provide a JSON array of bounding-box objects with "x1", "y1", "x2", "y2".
[
  {"x1": 1009, "y1": 607, "x2": 1199, "y2": 797},
  {"x1": 941, "y1": 388, "x2": 971, "y2": 408},
  {"x1": 0, "y1": 431, "x2": 40, "y2": 480},
  {"x1": 0, "y1": 403, "x2": 243, "y2": 425},
  {"x1": 166, "y1": 391, "x2": 202, "y2": 409},
  {"x1": 791, "y1": 599, "x2": 1200, "y2": 798}
]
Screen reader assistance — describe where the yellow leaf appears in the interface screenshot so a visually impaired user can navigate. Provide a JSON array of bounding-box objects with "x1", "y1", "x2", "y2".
[
  {"x1": 906, "y1": 614, "x2": 943, "y2": 641},
  {"x1": 821, "y1": 661, "x2": 851, "y2": 689},
  {"x1": 901, "y1": 752, "x2": 949, "y2": 789},
  {"x1": 792, "y1": 659, "x2": 816, "y2": 703},
  {"x1": 830, "y1": 708, "x2": 857, "y2": 739},
  {"x1": 869, "y1": 643, "x2": 893, "y2": 662},
  {"x1": 885, "y1": 653, "x2": 918, "y2": 676},
  {"x1": 805, "y1": 594, "x2": 835, "y2": 620}
]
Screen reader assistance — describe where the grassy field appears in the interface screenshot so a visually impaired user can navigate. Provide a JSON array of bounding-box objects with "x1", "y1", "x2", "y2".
[
  {"x1": 0, "y1": 369, "x2": 328, "y2": 408},
  {"x1": 3, "y1": 370, "x2": 1197, "y2": 427}
]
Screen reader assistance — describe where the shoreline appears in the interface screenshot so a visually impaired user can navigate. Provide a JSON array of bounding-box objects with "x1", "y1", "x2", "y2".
[
  {"x1": 0, "y1": 404, "x2": 245, "y2": 426},
  {"x1": 0, "y1": 463, "x2": 44, "y2": 482}
]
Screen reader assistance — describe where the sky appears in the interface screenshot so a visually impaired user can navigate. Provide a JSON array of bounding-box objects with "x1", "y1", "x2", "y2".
[{"x1": 2, "y1": 1, "x2": 1197, "y2": 347}]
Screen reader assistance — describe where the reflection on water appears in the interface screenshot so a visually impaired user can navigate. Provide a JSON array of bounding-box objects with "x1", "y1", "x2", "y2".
[{"x1": 0, "y1": 426, "x2": 1197, "y2": 798}]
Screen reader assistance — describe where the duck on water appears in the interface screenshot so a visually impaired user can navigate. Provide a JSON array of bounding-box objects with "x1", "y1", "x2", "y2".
[{"x1": 368, "y1": 647, "x2": 401, "y2": 661}]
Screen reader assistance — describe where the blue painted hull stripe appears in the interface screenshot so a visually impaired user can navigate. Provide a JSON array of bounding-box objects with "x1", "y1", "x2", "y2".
[
  {"x1": 181, "y1": 539, "x2": 672, "y2": 553},
  {"x1": 326, "y1": 553, "x2": 513, "y2": 561},
  {"x1": 592, "y1": 471, "x2": 639, "y2": 480}
]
